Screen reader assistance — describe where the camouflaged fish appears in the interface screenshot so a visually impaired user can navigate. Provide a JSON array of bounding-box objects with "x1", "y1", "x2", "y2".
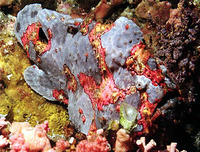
[{"x1": 14, "y1": 4, "x2": 176, "y2": 135}]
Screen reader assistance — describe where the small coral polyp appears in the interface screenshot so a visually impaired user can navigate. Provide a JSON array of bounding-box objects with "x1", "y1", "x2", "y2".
[{"x1": 14, "y1": 4, "x2": 176, "y2": 135}]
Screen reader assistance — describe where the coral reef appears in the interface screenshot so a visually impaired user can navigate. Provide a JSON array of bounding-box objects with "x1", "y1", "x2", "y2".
[
  {"x1": 1, "y1": 0, "x2": 200, "y2": 151},
  {"x1": 14, "y1": 4, "x2": 176, "y2": 136},
  {"x1": 136, "y1": 136, "x2": 186, "y2": 152},
  {"x1": 87, "y1": 0, "x2": 125, "y2": 21},
  {"x1": 56, "y1": 0, "x2": 74, "y2": 15},
  {"x1": 76, "y1": 0, "x2": 142, "y2": 21},
  {"x1": 0, "y1": 11, "x2": 68, "y2": 141},
  {"x1": 76, "y1": 129, "x2": 110, "y2": 152},
  {"x1": 0, "y1": 119, "x2": 72, "y2": 151},
  {"x1": 76, "y1": 0, "x2": 100, "y2": 12},
  {"x1": 0, "y1": 0, "x2": 14, "y2": 6},
  {"x1": 136, "y1": 136, "x2": 156, "y2": 152},
  {"x1": 132, "y1": 1, "x2": 200, "y2": 150},
  {"x1": 193, "y1": 0, "x2": 200, "y2": 9},
  {"x1": 135, "y1": 0, "x2": 171, "y2": 25},
  {"x1": 9, "y1": 121, "x2": 51, "y2": 152},
  {"x1": 154, "y1": 1, "x2": 200, "y2": 103},
  {"x1": 0, "y1": 118, "x2": 187, "y2": 151},
  {"x1": 135, "y1": 0, "x2": 200, "y2": 103},
  {"x1": 20, "y1": 0, "x2": 57, "y2": 10}
]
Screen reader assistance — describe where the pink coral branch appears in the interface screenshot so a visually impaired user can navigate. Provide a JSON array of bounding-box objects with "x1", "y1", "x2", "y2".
[
  {"x1": 167, "y1": 142, "x2": 177, "y2": 152},
  {"x1": 0, "y1": 135, "x2": 9, "y2": 148},
  {"x1": 0, "y1": 117, "x2": 9, "y2": 129},
  {"x1": 136, "y1": 137, "x2": 187, "y2": 152},
  {"x1": 136, "y1": 137, "x2": 156, "y2": 152}
]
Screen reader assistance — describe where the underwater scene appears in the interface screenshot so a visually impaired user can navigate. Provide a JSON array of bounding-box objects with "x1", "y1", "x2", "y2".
[{"x1": 0, "y1": 0, "x2": 200, "y2": 151}]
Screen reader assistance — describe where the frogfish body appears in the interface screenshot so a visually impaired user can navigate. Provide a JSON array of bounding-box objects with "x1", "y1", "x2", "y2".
[{"x1": 14, "y1": 4, "x2": 176, "y2": 135}]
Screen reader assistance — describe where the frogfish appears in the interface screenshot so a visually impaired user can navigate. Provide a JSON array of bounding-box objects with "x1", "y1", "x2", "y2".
[{"x1": 14, "y1": 4, "x2": 176, "y2": 135}]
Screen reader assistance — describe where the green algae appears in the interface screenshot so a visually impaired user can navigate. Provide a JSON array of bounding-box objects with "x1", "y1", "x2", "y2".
[
  {"x1": 108, "y1": 120, "x2": 119, "y2": 131},
  {"x1": 193, "y1": 0, "x2": 200, "y2": 9},
  {"x1": 0, "y1": 12, "x2": 69, "y2": 141}
]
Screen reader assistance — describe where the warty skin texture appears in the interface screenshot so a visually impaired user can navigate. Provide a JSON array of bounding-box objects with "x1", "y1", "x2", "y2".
[{"x1": 14, "y1": 4, "x2": 175, "y2": 135}]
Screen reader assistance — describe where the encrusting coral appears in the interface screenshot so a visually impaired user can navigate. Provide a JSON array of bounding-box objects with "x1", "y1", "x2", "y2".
[
  {"x1": 0, "y1": 0, "x2": 14, "y2": 6},
  {"x1": 0, "y1": 118, "x2": 188, "y2": 152},
  {"x1": 14, "y1": 3, "x2": 176, "y2": 136},
  {"x1": 135, "y1": 0, "x2": 200, "y2": 103},
  {"x1": 1, "y1": 0, "x2": 199, "y2": 151},
  {"x1": 0, "y1": 11, "x2": 69, "y2": 141},
  {"x1": 9, "y1": 121, "x2": 51, "y2": 152},
  {"x1": 155, "y1": 0, "x2": 200, "y2": 103},
  {"x1": 0, "y1": 118, "x2": 72, "y2": 151},
  {"x1": 76, "y1": 129, "x2": 110, "y2": 152}
]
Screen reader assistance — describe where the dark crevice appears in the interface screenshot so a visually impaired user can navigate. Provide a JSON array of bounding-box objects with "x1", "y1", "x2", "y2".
[{"x1": 38, "y1": 28, "x2": 48, "y2": 44}]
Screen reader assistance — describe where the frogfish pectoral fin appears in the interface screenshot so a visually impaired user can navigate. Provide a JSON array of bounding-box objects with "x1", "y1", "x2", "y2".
[{"x1": 24, "y1": 65, "x2": 57, "y2": 101}]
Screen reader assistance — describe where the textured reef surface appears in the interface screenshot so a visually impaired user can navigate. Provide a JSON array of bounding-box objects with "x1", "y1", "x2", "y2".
[
  {"x1": 1, "y1": 0, "x2": 200, "y2": 151},
  {"x1": 14, "y1": 4, "x2": 176, "y2": 135},
  {"x1": 0, "y1": 11, "x2": 68, "y2": 141}
]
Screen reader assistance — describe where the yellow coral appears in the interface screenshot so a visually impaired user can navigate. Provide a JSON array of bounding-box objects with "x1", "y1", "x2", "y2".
[{"x1": 0, "y1": 13, "x2": 68, "y2": 141}]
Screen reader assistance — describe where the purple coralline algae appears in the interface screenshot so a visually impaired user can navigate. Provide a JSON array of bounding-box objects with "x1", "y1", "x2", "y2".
[{"x1": 14, "y1": 4, "x2": 176, "y2": 135}]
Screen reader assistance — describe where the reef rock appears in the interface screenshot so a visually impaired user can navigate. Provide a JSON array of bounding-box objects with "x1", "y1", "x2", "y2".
[
  {"x1": 0, "y1": 0, "x2": 14, "y2": 6},
  {"x1": 0, "y1": 11, "x2": 68, "y2": 141},
  {"x1": 14, "y1": 4, "x2": 175, "y2": 135}
]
